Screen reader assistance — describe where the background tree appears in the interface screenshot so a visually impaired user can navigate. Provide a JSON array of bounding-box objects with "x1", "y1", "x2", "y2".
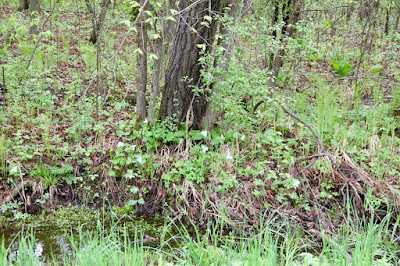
[
  {"x1": 18, "y1": 0, "x2": 29, "y2": 11},
  {"x1": 29, "y1": 0, "x2": 40, "y2": 34},
  {"x1": 269, "y1": 0, "x2": 304, "y2": 89},
  {"x1": 89, "y1": 0, "x2": 111, "y2": 44}
]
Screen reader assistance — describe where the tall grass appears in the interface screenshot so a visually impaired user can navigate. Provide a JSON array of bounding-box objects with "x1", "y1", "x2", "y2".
[
  {"x1": 1, "y1": 213, "x2": 399, "y2": 265},
  {"x1": 0, "y1": 235, "x2": 6, "y2": 265},
  {"x1": 62, "y1": 220, "x2": 146, "y2": 265},
  {"x1": 0, "y1": 223, "x2": 147, "y2": 266},
  {"x1": 158, "y1": 214, "x2": 305, "y2": 265},
  {"x1": 1, "y1": 230, "x2": 43, "y2": 266},
  {"x1": 320, "y1": 213, "x2": 400, "y2": 266}
]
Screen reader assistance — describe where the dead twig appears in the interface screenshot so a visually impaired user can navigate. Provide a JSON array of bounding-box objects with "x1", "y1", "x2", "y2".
[{"x1": 1, "y1": 179, "x2": 36, "y2": 206}]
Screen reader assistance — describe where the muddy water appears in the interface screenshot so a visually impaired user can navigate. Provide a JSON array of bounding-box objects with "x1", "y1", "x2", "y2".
[{"x1": 0, "y1": 208, "x2": 164, "y2": 262}]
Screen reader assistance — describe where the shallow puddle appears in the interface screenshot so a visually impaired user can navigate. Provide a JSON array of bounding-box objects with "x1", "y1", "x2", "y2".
[{"x1": 0, "y1": 207, "x2": 164, "y2": 262}]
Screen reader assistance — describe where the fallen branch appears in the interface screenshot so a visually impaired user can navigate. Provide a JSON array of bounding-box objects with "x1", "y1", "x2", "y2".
[
  {"x1": 275, "y1": 100, "x2": 324, "y2": 152},
  {"x1": 295, "y1": 153, "x2": 327, "y2": 164},
  {"x1": 253, "y1": 99, "x2": 323, "y2": 152}
]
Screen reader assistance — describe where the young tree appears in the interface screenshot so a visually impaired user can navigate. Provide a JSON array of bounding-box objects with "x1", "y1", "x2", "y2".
[
  {"x1": 159, "y1": 0, "x2": 226, "y2": 129},
  {"x1": 135, "y1": 0, "x2": 148, "y2": 125},
  {"x1": 89, "y1": 0, "x2": 111, "y2": 44}
]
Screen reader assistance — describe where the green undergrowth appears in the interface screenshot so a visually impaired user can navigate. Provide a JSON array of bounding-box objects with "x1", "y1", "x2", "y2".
[{"x1": 1, "y1": 0, "x2": 400, "y2": 240}]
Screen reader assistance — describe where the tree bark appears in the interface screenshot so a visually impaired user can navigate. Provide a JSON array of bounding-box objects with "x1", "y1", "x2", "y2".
[
  {"x1": 136, "y1": 0, "x2": 148, "y2": 126},
  {"x1": 159, "y1": 0, "x2": 224, "y2": 129},
  {"x1": 18, "y1": 0, "x2": 29, "y2": 11},
  {"x1": 384, "y1": 6, "x2": 390, "y2": 35},
  {"x1": 89, "y1": 0, "x2": 110, "y2": 44},
  {"x1": 147, "y1": 1, "x2": 170, "y2": 124},
  {"x1": 29, "y1": 0, "x2": 40, "y2": 35}
]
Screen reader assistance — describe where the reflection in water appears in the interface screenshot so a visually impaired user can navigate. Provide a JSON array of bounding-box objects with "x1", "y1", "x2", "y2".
[
  {"x1": 34, "y1": 242, "x2": 43, "y2": 258},
  {"x1": 56, "y1": 237, "x2": 72, "y2": 260}
]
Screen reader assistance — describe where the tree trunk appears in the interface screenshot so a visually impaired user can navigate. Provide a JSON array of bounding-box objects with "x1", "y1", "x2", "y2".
[
  {"x1": 148, "y1": 36, "x2": 163, "y2": 124},
  {"x1": 200, "y1": 2, "x2": 238, "y2": 129},
  {"x1": 147, "y1": 1, "x2": 170, "y2": 124},
  {"x1": 18, "y1": 0, "x2": 29, "y2": 11},
  {"x1": 136, "y1": 0, "x2": 148, "y2": 126},
  {"x1": 159, "y1": 0, "x2": 224, "y2": 129},
  {"x1": 385, "y1": 6, "x2": 390, "y2": 35},
  {"x1": 29, "y1": 0, "x2": 40, "y2": 35},
  {"x1": 85, "y1": 0, "x2": 93, "y2": 14},
  {"x1": 269, "y1": 0, "x2": 280, "y2": 69},
  {"x1": 89, "y1": 0, "x2": 110, "y2": 44},
  {"x1": 269, "y1": 0, "x2": 303, "y2": 89},
  {"x1": 395, "y1": 5, "x2": 400, "y2": 31}
]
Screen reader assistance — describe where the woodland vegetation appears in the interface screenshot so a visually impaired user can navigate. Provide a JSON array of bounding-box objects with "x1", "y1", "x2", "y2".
[{"x1": 1, "y1": 0, "x2": 400, "y2": 264}]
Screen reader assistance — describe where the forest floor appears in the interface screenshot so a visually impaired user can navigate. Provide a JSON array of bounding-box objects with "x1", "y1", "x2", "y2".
[{"x1": 1, "y1": 0, "x2": 400, "y2": 264}]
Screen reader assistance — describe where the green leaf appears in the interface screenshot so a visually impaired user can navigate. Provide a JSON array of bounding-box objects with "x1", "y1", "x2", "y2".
[
  {"x1": 165, "y1": 16, "x2": 176, "y2": 22},
  {"x1": 204, "y1": 15, "x2": 212, "y2": 22},
  {"x1": 133, "y1": 48, "x2": 143, "y2": 55},
  {"x1": 197, "y1": 44, "x2": 206, "y2": 51},
  {"x1": 109, "y1": 170, "x2": 116, "y2": 177},
  {"x1": 120, "y1": 20, "x2": 131, "y2": 27},
  {"x1": 149, "y1": 53, "x2": 159, "y2": 60},
  {"x1": 189, "y1": 130, "x2": 204, "y2": 140},
  {"x1": 320, "y1": 191, "x2": 328, "y2": 198},
  {"x1": 254, "y1": 179, "x2": 264, "y2": 186},
  {"x1": 152, "y1": 33, "x2": 161, "y2": 39},
  {"x1": 130, "y1": 186, "x2": 139, "y2": 194},
  {"x1": 130, "y1": 1, "x2": 140, "y2": 8},
  {"x1": 200, "y1": 21, "x2": 210, "y2": 28}
]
